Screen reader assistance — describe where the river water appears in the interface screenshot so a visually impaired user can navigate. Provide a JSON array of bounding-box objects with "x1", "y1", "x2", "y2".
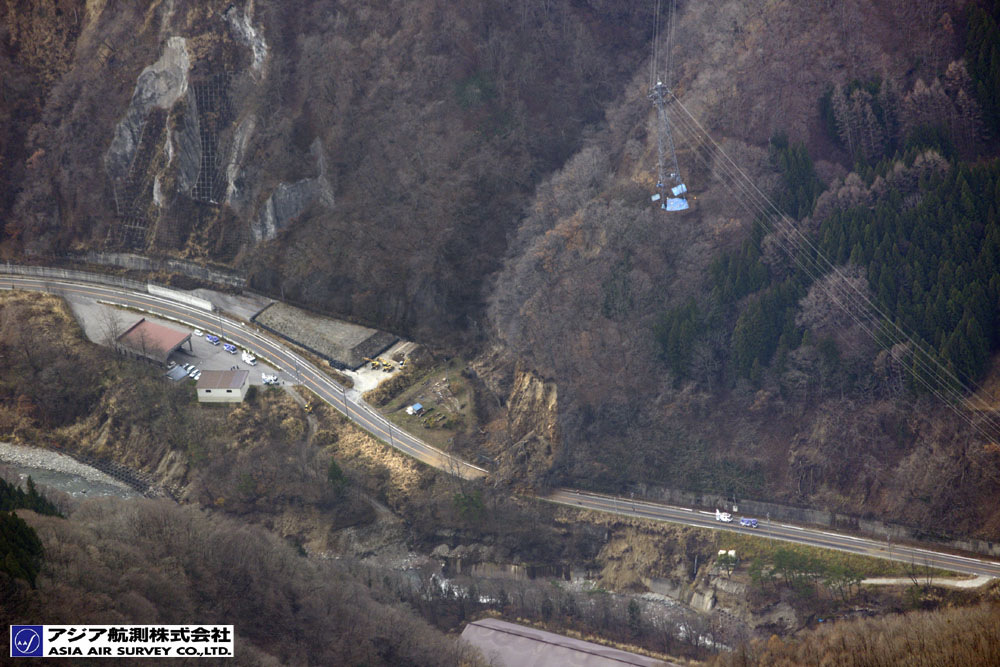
[{"x1": 0, "y1": 442, "x2": 138, "y2": 499}]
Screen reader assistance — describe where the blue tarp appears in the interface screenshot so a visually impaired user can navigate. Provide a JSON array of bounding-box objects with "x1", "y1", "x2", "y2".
[
  {"x1": 663, "y1": 198, "x2": 689, "y2": 211},
  {"x1": 412, "y1": 403, "x2": 423, "y2": 412},
  {"x1": 651, "y1": 193, "x2": 661, "y2": 202},
  {"x1": 671, "y1": 183, "x2": 688, "y2": 196}
]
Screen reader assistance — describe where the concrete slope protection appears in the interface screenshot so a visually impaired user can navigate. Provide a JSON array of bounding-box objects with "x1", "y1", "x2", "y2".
[
  {"x1": 2, "y1": 274, "x2": 485, "y2": 480},
  {"x1": 546, "y1": 489, "x2": 1000, "y2": 579},
  {"x1": 4, "y1": 272, "x2": 1000, "y2": 576}
]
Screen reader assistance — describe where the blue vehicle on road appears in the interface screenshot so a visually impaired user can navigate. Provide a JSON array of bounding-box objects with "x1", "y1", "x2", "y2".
[
  {"x1": 205, "y1": 334, "x2": 220, "y2": 345},
  {"x1": 740, "y1": 517, "x2": 758, "y2": 528},
  {"x1": 223, "y1": 343, "x2": 237, "y2": 354}
]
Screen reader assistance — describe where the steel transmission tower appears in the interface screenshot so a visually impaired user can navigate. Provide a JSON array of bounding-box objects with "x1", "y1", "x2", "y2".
[{"x1": 649, "y1": 0, "x2": 689, "y2": 212}]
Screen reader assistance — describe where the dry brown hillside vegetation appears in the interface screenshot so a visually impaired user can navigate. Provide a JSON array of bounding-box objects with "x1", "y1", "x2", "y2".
[
  {"x1": 4, "y1": 0, "x2": 1000, "y2": 543},
  {"x1": 2, "y1": 0, "x2": 659, "y2": 343},
  {"x1": 11, "y1": 500, "x2": 485, "y2": 666},
  {"x1": 0, "y1": 295, "x2": 706, "y2": 660},
  {"x1": 0, "y1": 291, "x2": 592, "y2": 565},
  {"x1": 0, "y1": 291, "x2": 105, "y2": 434},
  {"x1": 0, "y1": 290, "x2": 377, "y2": 546},
  {"x1": 476, "y1": 0, "x2": 1000, "y2": 540},
  {"x1": 711, "y1": 601, "x2": 1000, "y2": 667}
]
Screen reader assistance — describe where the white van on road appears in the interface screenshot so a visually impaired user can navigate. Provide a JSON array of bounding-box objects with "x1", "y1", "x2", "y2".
[{"x1": 715, "y1": 509, "x2": 733, "y2": 523}]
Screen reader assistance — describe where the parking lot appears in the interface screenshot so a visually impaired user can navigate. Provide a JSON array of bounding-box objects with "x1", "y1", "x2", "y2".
[
  {"x1": 167, "y1": 327, "x2": 290, "y2": 385},
  {"x1": 61, "y1": 294, "x2": 288, "y2": 386}
]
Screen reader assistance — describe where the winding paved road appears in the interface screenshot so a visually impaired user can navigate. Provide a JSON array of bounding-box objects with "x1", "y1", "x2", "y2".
[
  {"x1": 2, "y1": 274, "x2": 486, "y2": 479},
  {"x1": 5, "y1": 271, "x2": 1000, "y2": 579},
  {"x1": 546, "y1": 489, "x2": 1000, "y2": 579}
]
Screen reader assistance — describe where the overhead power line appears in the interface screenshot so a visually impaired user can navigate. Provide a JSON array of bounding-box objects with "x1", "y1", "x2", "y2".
[
  {"x1": 648, "y1": 0, "x2": 689, "y2": 212},
  {"x1": 654, "y1": 87, "x2": 1000, "y2": 444}
]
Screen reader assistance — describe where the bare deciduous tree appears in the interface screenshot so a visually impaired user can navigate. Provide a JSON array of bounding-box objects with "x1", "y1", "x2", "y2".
[
  {"x1": 796, "y1": 265, "x2": 873, "y2": 347},
  {"x1": 98, "y1": 307, "x2": 125, "y2": 353}
]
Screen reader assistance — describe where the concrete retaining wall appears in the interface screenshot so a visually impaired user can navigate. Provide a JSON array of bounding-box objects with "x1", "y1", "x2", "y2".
[
  {"x1": 0, "y1": 262, "x2": 147, "y2": 291},
  {"x1": 250, "y1": 317, "x2": 349, "y2": 371},
  {"x1": 80, "y1": 251, "x2": 246, "y2": 289},
  {"x1": 148, "y1": 283, "x2": 215, "y2": 311},
  {"x1": 628, "y1": 482, "x2": 1000, "y2": 558},
  {"x1": 71, "y1": 452, "x2": 178, "y2": 500},
  {"x1": 4, "y1": 263, "x2": 217, "y2": 314}
]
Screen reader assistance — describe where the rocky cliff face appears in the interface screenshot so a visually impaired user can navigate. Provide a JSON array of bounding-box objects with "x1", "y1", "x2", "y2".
[
  {"x1": 4, "y1": 0, "x2": 656, "y2": 342},
  {"x1": 105, "y1": 35, "x2": 190, "y2": 188},
  {"x1": 251, "y1": 138, "x2": 334, "y2": 243},
  {"x1": 474, "y1": 0, "x2": 1000, "y2": 538},
  {"x1": 7, "y1": 0, "x2": 997, "y2": 537}
]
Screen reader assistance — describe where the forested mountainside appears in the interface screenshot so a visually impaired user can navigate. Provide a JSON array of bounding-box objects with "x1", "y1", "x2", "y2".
[
  {"x1": 480, "y1": 0, "x2": 1000, "y2": 539},
  {"x1": 710, "y1": 600, "x2": 1000, "y2": 667},
  {"x1": 4, "y1": 0, "x2": 1000, "y2": 541},
  {"x1": 2, "y1": 499, "x2": 484, "y2": 666},
  {"x1": 1, "y1": 0, "x2": 655, "y2": 342}
]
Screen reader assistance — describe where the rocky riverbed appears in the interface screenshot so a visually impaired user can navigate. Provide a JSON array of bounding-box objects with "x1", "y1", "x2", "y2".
[{"x1": 0, "y1": 442, "x2": 137, "y2": 499}]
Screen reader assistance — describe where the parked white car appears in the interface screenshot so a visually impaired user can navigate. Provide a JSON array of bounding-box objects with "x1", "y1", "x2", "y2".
[
  {"x1": 193, "y1": 329, "x2": 203, "y2": 336},
  {"x1": 241, "y1": 351, "x2": 257, "y2": 366}
]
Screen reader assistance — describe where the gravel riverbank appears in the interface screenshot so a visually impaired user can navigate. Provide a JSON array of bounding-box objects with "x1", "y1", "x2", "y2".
[{"x1": 0, "y1": 441, "x2": 134, "y2": 494}]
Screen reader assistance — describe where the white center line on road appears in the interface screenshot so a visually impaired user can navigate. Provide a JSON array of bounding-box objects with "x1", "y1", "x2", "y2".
[
  {"x1": 7, "y1": 275, "x2": 485, "y2": 479},
  {"x1": 821, "y1": 531, "x2": 866, "y2": 541},
  {"x1": 8, "y1": 273, "x2": 1000, "y2": 571},
  {"x1": 906, "y1": 547, "x2": 988, "y2": 563}
]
